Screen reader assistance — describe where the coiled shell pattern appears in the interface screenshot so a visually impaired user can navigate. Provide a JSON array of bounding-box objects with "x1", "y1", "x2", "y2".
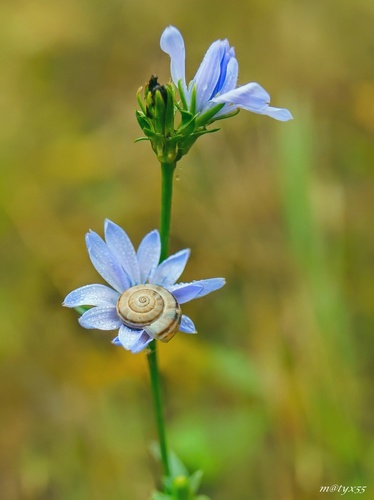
[{"x1": 116, "y1": 284, "x2": 182, "y2": 342}]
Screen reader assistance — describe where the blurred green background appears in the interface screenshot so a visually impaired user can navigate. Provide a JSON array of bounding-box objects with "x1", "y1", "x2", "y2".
[{"x1": 1, "y1": 0, "x2": 373, "y2": 498}]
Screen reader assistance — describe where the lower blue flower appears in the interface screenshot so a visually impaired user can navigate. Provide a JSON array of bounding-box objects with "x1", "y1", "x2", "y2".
[{"x1": 63, "y1": 219, "x2": 225, "y2": 353}]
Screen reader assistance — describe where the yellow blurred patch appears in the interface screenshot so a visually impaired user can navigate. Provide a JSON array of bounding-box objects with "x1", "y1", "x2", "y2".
[
  {"x1": 1, "y1": 0, "x2": 94, "y2": 54},
  {"x1": 352, "y1": 81, "x2": 374, "y2": 132},
  {"x1": 69, "y1": 347, "x2": 148, "y2": 390},
  {"x1": 44, "y1": 135, "x2": 112, "y2": 183}
]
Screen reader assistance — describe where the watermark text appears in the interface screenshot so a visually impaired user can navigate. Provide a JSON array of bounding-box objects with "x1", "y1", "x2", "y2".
[{"x1": 320, "y1": 485, "x2": 366, "y2": 495}]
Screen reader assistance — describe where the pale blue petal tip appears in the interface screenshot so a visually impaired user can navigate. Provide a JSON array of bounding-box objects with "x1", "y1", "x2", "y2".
[{"x1": 265, "y1": 107, "x2": 293, "y2": 121}]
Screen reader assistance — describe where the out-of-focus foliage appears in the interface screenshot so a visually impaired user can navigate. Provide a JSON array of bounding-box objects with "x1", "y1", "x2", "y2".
[{"x1": 1, "y1": 0, "x2": 373, "y2": 498}]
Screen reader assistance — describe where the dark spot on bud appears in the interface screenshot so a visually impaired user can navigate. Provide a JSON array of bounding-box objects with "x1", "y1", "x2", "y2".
[{"x1": 148, "y1": 75, "x2": 167, "y2": 105}]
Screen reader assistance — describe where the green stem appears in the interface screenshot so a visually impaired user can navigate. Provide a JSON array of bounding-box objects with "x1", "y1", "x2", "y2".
[
  {"x1": 147, "y1": 161, "x2": 176, "y2": 479},
  {"x1": 160, "y1": 162, "x2": 176, "y2": 260},
  {"x1": 147, "y1": 339, "x2": 170, "y2": 478}
]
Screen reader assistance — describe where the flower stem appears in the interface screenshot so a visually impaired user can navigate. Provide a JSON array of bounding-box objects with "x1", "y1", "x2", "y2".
[
  {"x1": 160, "y1": 162, "x2": 176, "y2": 260},
  {"x1": 146, "y1": 161, "x2": 176, "y2": 479},
  {"x1": 147, "y1": 340, "x2": 170, "y2": 478}
]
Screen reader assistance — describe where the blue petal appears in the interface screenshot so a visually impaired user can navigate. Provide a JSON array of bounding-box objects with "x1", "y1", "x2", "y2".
[
  {"x1": 152, "y1": 249, "x2": 190, "y2": 286},
  {"x1": 169, "y1": 278, "x2": 225, "y2": 301},
  {"x1": 212, "y1": 82, "x2": 293, "y2": 121},
  {"x1": 63, "y1": 284, "x2": 120, "y2": 308},
  {"x1": 217, "y1": 56, "x2": 238, "y2": 95},
  {"x1": 160, "y1": 26, "x2": 186, "y2": 90},
  {"x1": 209, "y1": 58, "x2": 239, "y2": 118},
  {"x1": 111, "y1": 335, "x2": 122, "y2": 346},
  {"x1": 118, "y1": 325, "x2": 152, "y2": 353},
  {"x1": 211, "y1": 41, "x2": 236, "y2": 97},
  {"x1": 179, "y1": 315, "x2": 197, "y2": 334},
  {"x1": 194, "y1": 278, "x2": 226, "y2": 297},
  {"x1": 137, "y1": 230, "x2": 161, "y2": 283},
  {"x1": 192, "y1": 40, "x2": 225, "y2": 111},
  {"x1": 169, "y1": 283, "x2": 203, "y2": 304},
  {"x1": 104, "y1": 219, "x2": 140, "y2": 285},
  {"x1": 263, "y1": 106, "x2": 293, "y2": 121},
  {"x1": 78, "y1": 306, "x2": 122, "y2": 330},
  {"x1": 85, "y1": 231, "x2": 131, "y2": 293},
  {"x1": 212, "y1": 82, "x2": 270, "y2": 110}
]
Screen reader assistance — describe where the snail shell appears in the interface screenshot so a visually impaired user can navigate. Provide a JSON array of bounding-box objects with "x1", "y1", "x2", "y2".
[{"x1": 116, "y1": 284, "x2": 181, "y2": 342}]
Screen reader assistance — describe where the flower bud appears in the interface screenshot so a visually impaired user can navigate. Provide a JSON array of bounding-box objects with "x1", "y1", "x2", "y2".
[
  {"x1": 136, "y1": 76, "x2": 179, "y2": 163},
  {"x1": 145, "y1": 75, "x2": 168, "y2": 130}
]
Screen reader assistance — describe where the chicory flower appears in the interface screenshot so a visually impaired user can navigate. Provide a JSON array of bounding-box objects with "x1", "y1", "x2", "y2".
[
  {"x1": 160, "y1": 26, "x2": 292, "y2": 123},
  {"x1": 63, "y1": 220, "x2": 225, "y2": 353}
]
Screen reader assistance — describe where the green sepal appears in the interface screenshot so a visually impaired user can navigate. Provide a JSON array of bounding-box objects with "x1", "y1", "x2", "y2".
[
  {"x1": 136, "y1": 110, "x2": 154, "y2": 136},
  {"x1": 74, "y1": 306, "x2": 90, "y2": 315},
  {"x1": 153, "y1": 89, "x2": 167, "y2": 134},
  {"x1": 177, "y1": 79, "x2": 188, "y2": 110},
  {"x1": 195, "y1": 103, "x2": 225, "y2": 128},
  {"x1": 176, "y1": 127, "x2": 220, "y2": 160},
  {"x1": 193, "y1": 127, "x2": 221, "y2": 136},
  {"x1": 164, "y1": 84, "x2": 176, "y2": 137},
  {"x1": 207, "y1": 107, "x2": 240, "y2": 123},
  {"x1": 141, "y1": 128, "x2": 156, "y2": 139},
  {"x1": 177, "y1": 110, "x2": 197, "y2": 137},
  {"x1": 134, "y1": 136, "x2": 150, "y2": 143},
  {"x1": 189, "y1": 85, "x2": 197, "y2": 117},
  {"x1": 136, "y1": 88, "x2": 147, "y2": 115}
]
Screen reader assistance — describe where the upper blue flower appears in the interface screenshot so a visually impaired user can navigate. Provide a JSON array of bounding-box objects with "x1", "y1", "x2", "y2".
[
  {"x1": 160, "y1": 26, "x2": 293, "y2": 122},
  {"x1": 63, "y1": 220, "x2": 225, "y2": 353}
]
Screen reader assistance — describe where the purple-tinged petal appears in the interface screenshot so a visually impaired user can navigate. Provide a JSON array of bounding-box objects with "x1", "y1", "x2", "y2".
[
  {"x1": 131, "y1": 332, "x2": 153, "y2": 353},
  {"x1": 160, "y1": 26, "x2": 186, "y2": 90},
  {"x1": 169, "y1": 283, "x2": 204, "y2": 304},
  {"x1": 217, "y1": 56, "x2": 238, "y2": 95},
  {"x1": 111, "y1": 335, "x2": 122, "y2": 346},
  {"x1": 118, "y1": 325, "x2": 152, "y2": 353},
  {"x1": 209, "y1": 58, "x2": 239, "y2": 118},
  {"x1": 85, "y1": 231, "x2": 131, "y2": 293},
  {"x1": 152, "y1": 249, "x2": 190, "y2": 286},
  {"x1": 212, "y1": 82, "x2": 270, "y2": 111},
  {"x1": 179, "y1": 315, "x2": 197, "y2": 334},
  {"x1": 63, "y1": 284, "x2": 119, "y2": 308},
  {"x1": 211, "y1": 41, "x2": 236, "y2": 97},
  {"x1": 262, "y1": 106, "x2": 293, "y2": 121},
  {"x1": 78, "y1": 306, "x2": 122, "y2": 330},
  {"x1": 192, "y1": 40, "x2": 225, "y2": 111},
  {"x1": 137, "y1": 230, "x2": 161, "y2": 283},
  {"x1": 193, "y1": 278, "x2": 226, "y2": 297},
  {"x1": 212, "y1": 82, "x2": 292, "y2": 121},
  {"x1": 170, "y1": 278, "x2": 225, "y2": 301},
  {"x1": 104, "y1": 219, "x2": 140, "y2": 285}
]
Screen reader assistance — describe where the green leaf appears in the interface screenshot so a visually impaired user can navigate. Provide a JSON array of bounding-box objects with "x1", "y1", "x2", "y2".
[
  {"x1": 169, "y1": 451, "x2": 189, "y2": 478},
  {"x1": 188, "y1": 470, "x2": 203, "y2": 494}
]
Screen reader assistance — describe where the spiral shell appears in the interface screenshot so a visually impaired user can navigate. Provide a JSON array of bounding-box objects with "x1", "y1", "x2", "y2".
[{"x1": 116, "y1": 284, "x2": 182, "y2": 342}]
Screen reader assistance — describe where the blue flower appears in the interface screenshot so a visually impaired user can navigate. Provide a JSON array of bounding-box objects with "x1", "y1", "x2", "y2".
[
  {"x1": 160, "y1": 26, "x2": 292, "y2": 122},
  {"x1": 63, "y1": 220, "x2": 225, "y2": 354}
]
